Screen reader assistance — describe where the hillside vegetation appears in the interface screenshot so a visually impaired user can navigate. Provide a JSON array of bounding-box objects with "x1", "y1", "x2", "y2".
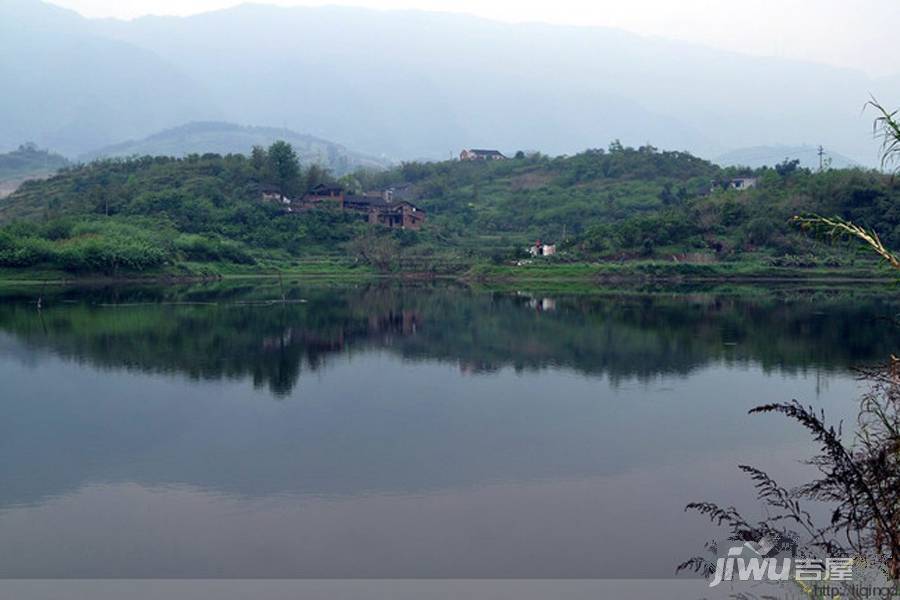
[
  {"x1": 0, "y1": 140, "x2": 897, "y2": 277},
  {"x1": 360, "y1": 145, "x2": 899, "y2": 268},
  {"x1": 81, "y1": 122, "x2": 390, "y2": 175}
]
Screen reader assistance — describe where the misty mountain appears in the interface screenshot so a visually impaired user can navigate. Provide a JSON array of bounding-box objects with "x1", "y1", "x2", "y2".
[
  {"x1": 4, "y1": 0, "x2": 899, "y2": 165},
  {"x1": 0, "y1": 0, "x2": 217, "y2": 156},
  {"x1": 0, "y1": 142, "x2": 69, "y2": 181},
  {"x1": 81, "y1": 122, "x2": 391, "y2": 174},
  {"x1": 716, "y1": 145, "x2": 859, "y2": 170}
]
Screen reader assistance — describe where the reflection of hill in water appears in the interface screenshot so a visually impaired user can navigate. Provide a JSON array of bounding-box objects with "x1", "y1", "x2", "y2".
[
  {"x1": 0, "y1": 282, "x2": 898, "y2": 395},
  {"x1": 0, "y1": 281, "x2": 896, "y2": 511}
]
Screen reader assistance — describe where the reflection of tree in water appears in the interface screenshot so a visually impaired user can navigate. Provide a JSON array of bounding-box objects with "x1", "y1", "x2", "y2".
[
  {"x1": 679, "y1": 361, "x2": 900, "y2": 595},
  {"x1": 1, "y1": 283, "x2": 900, "y2": 397}
]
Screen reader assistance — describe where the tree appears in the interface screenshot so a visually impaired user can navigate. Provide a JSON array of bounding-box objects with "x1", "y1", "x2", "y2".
[
  {"x1": 775, "y1": 158, "x2": 800, "y2": 177},
  {"x1": 250, "y1": 145, "x2": 268, "y2": 173},
  {"x1": 659, "y1": 182, "x2": 676, "y2": 205},
  {"x1": 348, "y1": 231, "x2": 400, "y2": 273},
  {"x1": 304, "y1": 163, "x2": 331, "y2": 192},
  {"x1": 266, "y1": 141, "x2": 300, "y2": 197}
]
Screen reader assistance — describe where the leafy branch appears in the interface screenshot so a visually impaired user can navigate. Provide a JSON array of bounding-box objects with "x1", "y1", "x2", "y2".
[
  {"x1": 792, "y1": 215, "x2": 900, "y2": 271},
  {"x1": 866, "y1": 97, "x2": 900, "y2": 173}
]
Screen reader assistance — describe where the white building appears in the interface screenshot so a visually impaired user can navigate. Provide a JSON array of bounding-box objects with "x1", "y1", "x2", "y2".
[
  {"x1": 528, "y1": 241, "x2": 557, "y2": 257},
  {"x1": 730, "y1": 177, "x2": 758, "y2": 191}
]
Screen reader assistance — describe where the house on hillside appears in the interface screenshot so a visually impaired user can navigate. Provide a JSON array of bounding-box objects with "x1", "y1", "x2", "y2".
[
  {"x1": 259, "y1": 184, "x2": 289, "y2": 204},
  {"x1": 296, "y1": 183, "x2": 346, "y2": 209},
  {"x1": 344, "y1": 195, "x2": 427, "y2": 230},
  {"x1": 296, "y1": 185, "x2": 426, "y2": 230},
  {"x1": 729, "y1": 177, "x2": 758, "y2": 191},
  {"x1": 460, "y1": 149, "x2": 506, "y2": 161},
  {"x1": 382, "y1": 183, "x2": 414, "y2": 202}
]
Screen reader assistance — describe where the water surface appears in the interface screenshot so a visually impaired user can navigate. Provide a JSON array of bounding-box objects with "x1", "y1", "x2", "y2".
[{"x1": 0, "y1": 282, "x2": 896, "y2": 578}]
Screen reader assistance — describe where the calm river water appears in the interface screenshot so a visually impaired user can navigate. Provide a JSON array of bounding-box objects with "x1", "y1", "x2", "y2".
[{"x1": 0, "y1": 281, "x2": 896, "y2": 578}]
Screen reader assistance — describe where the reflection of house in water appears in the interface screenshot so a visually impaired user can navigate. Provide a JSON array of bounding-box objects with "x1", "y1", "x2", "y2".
[
  {"x1": 517, "y1": 291, "x2": 556, "y2": 312},
  {"x1": 259, "y1": 327, "x2": 348, "y2": 371},
  {"x1": 459, "y1": 360, "x2": 501, "y2": 375},
  {"x1": 368, "y1": 309, "x2": 421, "y2": 338},
  {"x1": 528, "y1": 297, "x2": 556, "y2": 312},
  {"x1": 260, "y1": 328, "x2": 346, "y2": 353},
  {"x1": 257, "y1": 307, "x2": 422, "y2": 373}
]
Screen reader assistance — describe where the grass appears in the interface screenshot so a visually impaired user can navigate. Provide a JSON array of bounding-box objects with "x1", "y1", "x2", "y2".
[
  {"x1": 465, "y1": 258, "x2": 896, "y2": 283},
  {"x1": 0, "y1": 252, "x2": 895, "y2": 286},
  {"x1": 0, "y1": 257, "x2": 377, "y2": 285}
]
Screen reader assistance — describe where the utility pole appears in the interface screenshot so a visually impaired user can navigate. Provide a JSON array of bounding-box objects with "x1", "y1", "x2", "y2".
[{"x1": 817, "y1": 145, "x2": 825, "y2": 172}]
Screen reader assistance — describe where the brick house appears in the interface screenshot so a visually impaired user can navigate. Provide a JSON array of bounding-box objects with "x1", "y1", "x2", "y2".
[
  {"x1": 297, "y1": 185, "x2": 426, "y2": 230},
  {"x1": 344, "y1": 195, "x2": 426, "y2": 230}
]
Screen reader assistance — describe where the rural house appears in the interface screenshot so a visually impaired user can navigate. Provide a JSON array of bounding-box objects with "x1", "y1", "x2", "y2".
[
  {"x1": 296, "y1": 183, "x2": 346, "y2": 209},
  {"x1": 259, "y1": 184, "x2": 289, "y2": 204},
  {"x1": 296, "y1": 185, "x2": 426, "y2": 230},
  {"x1": 528, "y1": 240, "x2": 556, "y2": 257},
  {"x1": 344, "y1": 195, "x2": 426, "y2": 230},
  {"x1": 729, "y1": 177, "x2": 758, "y2": 190},
  {"x1": 460, "y1": 149, "x2": 506, "y2": 161}
]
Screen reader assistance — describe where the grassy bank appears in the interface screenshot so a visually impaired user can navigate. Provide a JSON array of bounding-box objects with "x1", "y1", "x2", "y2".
[
  {"x1": 0, "y1": 258, "x2": 377, "y2": 285},
  {"x1": 2, "y1": 256, "x2": 896, "y2": 287},
  {"x1": 465, "y1": 259, "x2": 898, "y2": 284}
]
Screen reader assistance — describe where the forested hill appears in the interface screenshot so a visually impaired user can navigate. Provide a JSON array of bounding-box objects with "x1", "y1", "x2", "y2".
[
  {"x1": 359, "y1": 146, "x2": 899, "y2": 263},
  {"x1": 0, "y1": 141, "x2": 897, "y2": 275},
  {"x1": 356, "y1": 145, "x2": 720, "y2": 240},
  {"x1": 80, "y1": 122, "x2": 390, "y2": 175}
]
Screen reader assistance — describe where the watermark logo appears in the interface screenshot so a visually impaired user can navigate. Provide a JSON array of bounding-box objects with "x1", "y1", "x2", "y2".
[{"x1": 709, "y1": 535, "x2": 853, "y2": 588}]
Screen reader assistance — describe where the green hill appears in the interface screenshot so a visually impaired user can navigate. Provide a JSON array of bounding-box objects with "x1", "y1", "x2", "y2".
[
  {"x1": 0, "y1": 141, "x2": 896, "y2": 277},
  {"x1": 80, "y1": 122, "x2": 391, "y2": 175}
]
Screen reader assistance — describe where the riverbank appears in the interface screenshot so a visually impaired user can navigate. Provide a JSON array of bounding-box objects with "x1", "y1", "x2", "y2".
[
  {"x1": 465, "y1": 259, "x2": 897, "y2": 284},
  {"x1": 0, "y1": 258, "x2": 895, "y2": 287}
]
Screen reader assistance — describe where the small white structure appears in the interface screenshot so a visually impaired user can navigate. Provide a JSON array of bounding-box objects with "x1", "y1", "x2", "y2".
[
  {"x1": 528, "y1": 240, "x2": 556, "y2": 257},
  {"x1": 730, "y1": 177, "x2": 758, "y2": 191},
  {"x1": 460, "y1": 149, "x2": 506, "y2": 161}
]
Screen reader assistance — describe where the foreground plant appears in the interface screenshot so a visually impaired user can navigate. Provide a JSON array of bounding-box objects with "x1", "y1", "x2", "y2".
[
  {"x1": 679, "y1": 361, "x2": 900, "y2": 591},
  {"x1": 792, "y1": 215, "x2": 900, "y2": 271},
  {"x1": 867, "y1": 98, "x2": 900, "y2": 175}
]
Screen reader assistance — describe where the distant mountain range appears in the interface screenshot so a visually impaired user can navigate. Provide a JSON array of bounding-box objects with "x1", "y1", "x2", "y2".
[
  {"x1": 80, "y1": 122, "x2": 391, "y2": 174},
  {"x1": 716, "y1": 145, "x2": 860, "y2": 170},
  {"x1": 2, "y1": 0, "x2": 899, "y2": 165}
]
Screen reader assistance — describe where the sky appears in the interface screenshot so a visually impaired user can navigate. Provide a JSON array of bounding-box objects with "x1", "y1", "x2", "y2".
[{"x1": 45, "y1": 0, "x2": 900, "y2": 77}]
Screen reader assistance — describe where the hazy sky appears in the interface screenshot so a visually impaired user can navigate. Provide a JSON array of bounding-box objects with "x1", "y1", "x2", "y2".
[{"x1": 47, "y1": 0, "x2": 899, "y2": 77}]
